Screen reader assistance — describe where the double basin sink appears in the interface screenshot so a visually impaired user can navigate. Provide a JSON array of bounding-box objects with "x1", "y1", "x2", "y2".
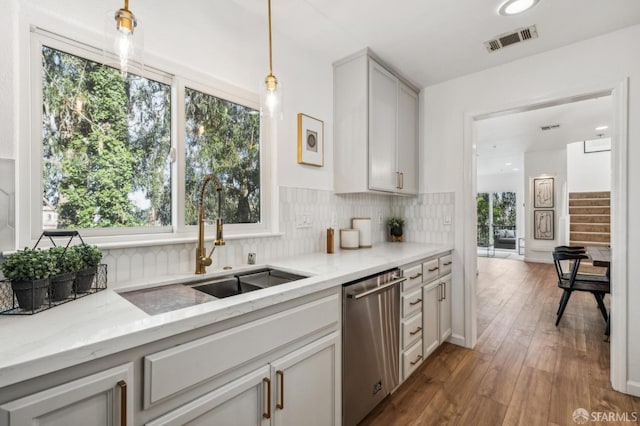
[
  {"x1": 119, "y1": 268, "x2": 309, "y2": 315},
  {"x1": 187, "y1": 268, "x2": 307, "y2": 299}
]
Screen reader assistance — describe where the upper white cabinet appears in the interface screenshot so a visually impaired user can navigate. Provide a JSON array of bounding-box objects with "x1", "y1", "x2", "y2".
[{"x1": 334, "y1": 49, "x2": 419, "y2": 195}]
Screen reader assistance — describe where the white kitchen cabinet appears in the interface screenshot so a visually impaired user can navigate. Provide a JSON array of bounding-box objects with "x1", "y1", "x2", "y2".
[
  {"x1": 147, "y1": 333, "x2": 340, "y2": 426},
  {"x1": 422, "y1": 281, "x2": 440, "y2": 358},
  {"x1": 422, "y1": 273, "x2": 453, "y2": 358},
  {"x1": 399, "y1": 262, "x2": 423, "y2": 382},
  {"x1": 271, "y1": 332, "x2": 340, "y2": 426},
  {"x1": 0, "y1": 363, "x2": 133, "y2": 426},
  {"x1": 334, "y1": 49, "x2": 419, "y2": 195}
]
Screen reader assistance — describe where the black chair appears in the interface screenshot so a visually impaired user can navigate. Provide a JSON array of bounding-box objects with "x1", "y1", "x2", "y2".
[{"x1": 552, "y1": 250, "x2": 610, "y2": 326}]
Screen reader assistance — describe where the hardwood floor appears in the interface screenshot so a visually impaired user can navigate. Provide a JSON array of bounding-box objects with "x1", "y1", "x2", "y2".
[{"x1": 362, "y1": 257, "x2": 639, "y2": 425}]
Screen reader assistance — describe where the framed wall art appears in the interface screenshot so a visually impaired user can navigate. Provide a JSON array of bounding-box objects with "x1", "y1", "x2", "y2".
[
  {"x1": 534, "y1": 210, "x2": 554, "y2": 240},
  {"x1": 297, "y1": 113, "x2": 324, "y2": 167},
  {"x1": 533, "y1": 177, "x2": 554, "y2": 208}
]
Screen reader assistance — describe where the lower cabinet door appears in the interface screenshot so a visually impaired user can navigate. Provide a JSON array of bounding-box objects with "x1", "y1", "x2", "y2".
[
  {"x1": 0, "y1": 363, "x2": 133, "y2": 426},
  {"x1": 270, "y1": 332, "x2": 340, "y2": 426},
  {"x1": 439, "y1": 275, "x2": 452, "y2": 343},
  {"x1": 146, "y1": 366, "x2": 271, "y2": 426},
  {"x1": 422, "y1": 282, "x2": 440, "y2": 358}
]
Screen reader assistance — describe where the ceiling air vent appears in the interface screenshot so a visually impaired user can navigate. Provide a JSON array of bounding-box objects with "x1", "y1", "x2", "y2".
[
  {"x1": 540, "y1": 124, "x2": 560, "y2": 131},
  {"x1": 484, "y1": 25, "x2": 538, "y2": 53}
]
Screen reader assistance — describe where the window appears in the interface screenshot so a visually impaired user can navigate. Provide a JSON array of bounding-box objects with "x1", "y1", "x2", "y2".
[
  {"x1": 29, "y1": 29, "x2": 270, "y2": 243},
  {"x1": 184, "y1": 87, "x2": 261, "y2": 226},
  {"x1": 41, "y1": 45, "x2": 172, "y2": 231}
]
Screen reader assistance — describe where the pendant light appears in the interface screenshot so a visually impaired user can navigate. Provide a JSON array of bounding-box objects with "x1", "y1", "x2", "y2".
[
  {"x1": 261, "y1": 0, "x2": 283, "y2": 119},
  {"x1": 114, "y1": 0, "x2": 137, "y2": 76}
]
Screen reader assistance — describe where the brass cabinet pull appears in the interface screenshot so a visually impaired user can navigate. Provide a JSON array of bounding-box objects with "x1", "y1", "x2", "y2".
[
  {"x1": 438, "y1": 283, "x2": 443, "y2": 302},
  {"x1": 428, "y1": 266, "x2": 439, "y2": 272},
  {"x1": 276, "y1": 370, "x2": 284, "y2": 410},
  {"x1": 396, "y1": 171, "x2": 401, "y2": 189},
  {"x1": 443, "y1": 261, "x2": 452, "y2": 266},
  {"x1": 410, "y1": 326, "x2": 422, "y2": 335},
  {"x1": 410, "y1": 355, "x2": 423, "y2": 365},
  {"x1": 443, "y1": 282, "x2": 446, "y2": 300},
  {"x1": 117, "y1": 380, "x2": 127, "y2": 426},
  {"x1": 409, "y1": 272, "x2": 422, "y2": 280},
  {"x1": 263, "y1": 378, "x2": 271, "y2": 419},
  {"x1": 400, "y1": 172, "x2": 404, "y2": 189},
  {"x1": 409, "y1": 298, "x2": 422, "y2": 306}
]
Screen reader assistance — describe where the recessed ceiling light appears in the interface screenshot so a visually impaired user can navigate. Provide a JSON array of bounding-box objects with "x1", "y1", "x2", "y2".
[
  {"x1": 595, "y1": 125, "x2": 609, "y2": 131},
  {"x1": 498, "y1": 0, "x2": 540, "y2": 16},
  {"x1": 513, "y1": 168, "x2": 520, "y2": 171},
  {"x1": 505, "y1": 162, "x2": 512, "y2": 166}
]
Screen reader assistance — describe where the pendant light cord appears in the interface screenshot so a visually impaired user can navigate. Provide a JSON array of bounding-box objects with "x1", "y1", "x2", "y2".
[{"x1": 267, "y1": 0, "x2": 273, "y2": 75}]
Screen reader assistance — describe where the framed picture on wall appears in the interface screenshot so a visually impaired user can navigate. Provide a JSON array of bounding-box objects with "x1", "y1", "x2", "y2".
[
  {"x1": 297, "y1": 113, "x2": 324, "y2": 167},
  {"x1": 534, "y1": 210, "x2": 554, "y2": 240},
  {"x1": 533, "y1": 177, "x2": 554, "y2": 208}
]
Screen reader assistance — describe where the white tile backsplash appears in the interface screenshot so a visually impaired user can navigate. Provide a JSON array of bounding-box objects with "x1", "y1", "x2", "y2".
[{"x1": 0, "y1": 186, "x2": 454, "y2": 287}]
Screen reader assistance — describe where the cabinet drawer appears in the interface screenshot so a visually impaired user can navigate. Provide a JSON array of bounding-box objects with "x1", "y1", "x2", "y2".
[
  {"x1": 403, "y1": 339, "x2": 423, "y2": 379},
  {"x1": 402, "y1": 264, "x2": 423, "y2": 292},
  {"x1": 402, "y1": 288, "x2": 422, "y2": 318},
  {"x1": 439, "y1": 254, "x2": 453, "y2": 276},
  {"x1": 144, "y1": 293, "x2": 340, "y2": 406},
  {"x1": 422, "y1": 259, "x2": 439, "y2": 282},
  {"x1": 402, "y1": 312, "x2": 422, "y2": 350}
]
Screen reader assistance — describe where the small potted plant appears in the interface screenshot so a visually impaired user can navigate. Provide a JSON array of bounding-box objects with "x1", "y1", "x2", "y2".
[
  {"x1": 388, "y1": 218, "x2": 405, "y2": 242},
  {"x1": 1, "y1": 248, "x2": 56, "y2": 311},
  {"x1": 49, "y1": 246, "x2": 83, "y2": 301},
  {"x1": 72, "y1": 244, "x2": 103, "y2": 293}
]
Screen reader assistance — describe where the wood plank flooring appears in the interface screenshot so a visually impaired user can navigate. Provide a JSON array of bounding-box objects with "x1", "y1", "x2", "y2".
[{"x1": 362, "y1": 257, "x2": 639, "y2": 425}]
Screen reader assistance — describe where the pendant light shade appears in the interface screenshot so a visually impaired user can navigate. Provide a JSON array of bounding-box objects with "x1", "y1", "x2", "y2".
[
  {"x1": 261, "y1": 0, "x2": 283, "y2": 119},
  {"x1": 113, "y1": 0, "x2": 138, "y2": 76}
]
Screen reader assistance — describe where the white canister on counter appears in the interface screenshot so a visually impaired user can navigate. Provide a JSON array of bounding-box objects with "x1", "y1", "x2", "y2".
[
  {"x1": 352, "y1": 217, "x2": 372, "y2": 248},
  {"x1": 340, "y1": 229, "x2": 359, "y2": 250}
]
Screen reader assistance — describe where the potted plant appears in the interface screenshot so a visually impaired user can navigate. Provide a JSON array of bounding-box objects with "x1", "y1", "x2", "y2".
[
  {"x1": 1, "y1": 248, "x2": 56, "y2": 311},
  {"x1": 388, "y1": 218, "x2": 405, "y2": 242},
  {"x1": 49, "y1": 246, "x2": 83, "y2": 301},
  {"x1": 72, "y1": 244, "x2": 103, "y2": 293}
]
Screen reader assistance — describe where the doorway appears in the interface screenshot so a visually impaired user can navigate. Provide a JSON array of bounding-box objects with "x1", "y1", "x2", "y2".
[{"x1": 462, "y1": 82, "x2": 629, "y2": 393}]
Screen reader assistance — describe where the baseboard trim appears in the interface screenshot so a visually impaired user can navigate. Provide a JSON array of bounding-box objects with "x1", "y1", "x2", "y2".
[
  {"x1": 447, "y1": 333, "x2": 466, "y2": 347},
  {"x1": 626, "y1": 380, "x2": 640, "y2": 397}
]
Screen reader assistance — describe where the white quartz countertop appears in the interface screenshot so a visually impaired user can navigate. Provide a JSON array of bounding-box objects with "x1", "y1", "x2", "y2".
[{"x1": 0, "y1": 242, "x2": 451, "y2": 388}]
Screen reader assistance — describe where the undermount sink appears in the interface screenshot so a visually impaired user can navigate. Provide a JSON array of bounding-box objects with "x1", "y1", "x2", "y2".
[
  {"x1": 120, "y1": 268, "x2": 308, "y2": 315},
  {"x1": 186, "y1": 268, "x2": 307, "y2": 299}
]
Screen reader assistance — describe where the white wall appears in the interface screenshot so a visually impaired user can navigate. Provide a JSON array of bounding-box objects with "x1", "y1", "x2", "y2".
[
  {"x1": 477, "y1": 171, "x2": 525, "y2": 238},
  {"x1": 567, "y1": 141, "x2": 611, "y2": 192},
  {"x1": 523, "y1": 149, "x2": 566, "y2": 262},
  {"x1": 423, "y1": 24, "x2": 640, "y2": 395}
]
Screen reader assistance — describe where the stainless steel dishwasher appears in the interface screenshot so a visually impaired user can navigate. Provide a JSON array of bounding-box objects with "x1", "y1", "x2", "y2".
[{"x1": 342, "y1": 268, "x2": 405, "y2": 426}]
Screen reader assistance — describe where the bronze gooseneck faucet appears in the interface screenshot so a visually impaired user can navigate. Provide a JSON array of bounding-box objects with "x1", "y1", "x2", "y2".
[{"x1": 195, "y1": 174, "x2": 225, "y2": 274}]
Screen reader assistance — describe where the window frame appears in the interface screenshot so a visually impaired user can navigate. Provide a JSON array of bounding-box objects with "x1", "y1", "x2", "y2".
[{"x1": 27, "y1": 28, "x2": 274, "y2": 247}]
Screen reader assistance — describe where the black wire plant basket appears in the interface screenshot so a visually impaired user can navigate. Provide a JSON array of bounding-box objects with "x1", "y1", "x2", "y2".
[{"x1": 0, "y1": 231, "x2": 107, "y2": 315}]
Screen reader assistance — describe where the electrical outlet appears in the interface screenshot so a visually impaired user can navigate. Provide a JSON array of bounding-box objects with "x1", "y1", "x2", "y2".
[
  {"x1": 295, "y1": 213, "x2": 312, "y2": 228},
  {"x1": 444, "y1": 215, "x2": 452, "y2": 225},
  {"x1": 378, "y1": 212, "x2": 384, "y2": 224}
]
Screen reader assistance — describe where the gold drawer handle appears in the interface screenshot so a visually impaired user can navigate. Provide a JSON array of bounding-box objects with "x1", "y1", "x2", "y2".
[
  {"x1": 276, "y1": 370, "x2": 284, "y2": 410},
  {"x1": 117, "y1": 380, "x2": 127, "y2": 426},
  {"x1": 410, "y1": 355, "x2": 423, "y2": 365},
  {"x1": 409, "y1": 326, "x2": 422, "y2": 335},
  {"x1": 427, "y1": 266, "x2": 439, "y2": 272},
  {"x1": 263, "y1": 377, "x2": 271, "y2": 419},
  {"x1": 409, "y1": 272, "x2": 422, "y2": 280},
  {"x1": 443, "y1": 261, "x2": 452, "y2": 266},
  {"x1": 409, "y1": 298, "x2": 422, "y2": 306}
]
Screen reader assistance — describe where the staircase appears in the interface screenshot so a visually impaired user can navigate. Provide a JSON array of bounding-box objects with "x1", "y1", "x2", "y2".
[{"x1": 569, "y1": 191, "x2": 610, "y2": 247}]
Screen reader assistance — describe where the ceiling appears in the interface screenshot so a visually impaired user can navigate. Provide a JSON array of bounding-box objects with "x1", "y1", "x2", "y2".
[
  {"x1": 474, "y1": 94, "x2": 612, "y2": 176},
  {"x1": 233, "y1": 0, "x2": 640, "y2": 87}
]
